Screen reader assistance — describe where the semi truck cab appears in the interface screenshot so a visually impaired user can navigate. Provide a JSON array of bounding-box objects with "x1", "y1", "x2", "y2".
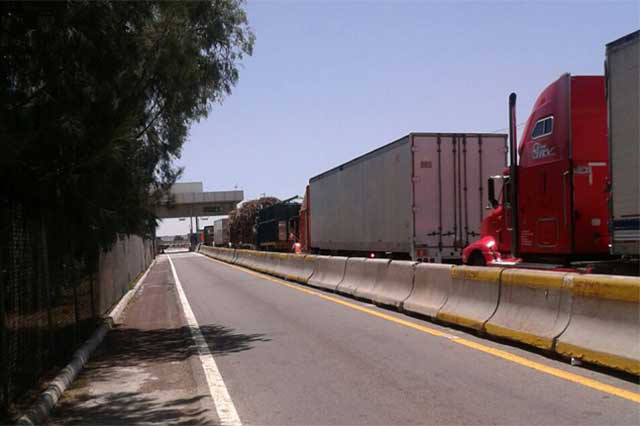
[{"x1": 464, "y1": 74, "x2": 610, "y2": 266}]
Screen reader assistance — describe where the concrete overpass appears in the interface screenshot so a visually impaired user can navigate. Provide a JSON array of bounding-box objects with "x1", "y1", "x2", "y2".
[{"x1": 154, "y1": 182, "x2": 243, "y2": 219}]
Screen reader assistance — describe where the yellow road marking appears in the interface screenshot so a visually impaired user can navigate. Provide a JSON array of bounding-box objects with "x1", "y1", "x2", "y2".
[{"x1": 197, "y1": 254, "x2": 640, "y2": 404}]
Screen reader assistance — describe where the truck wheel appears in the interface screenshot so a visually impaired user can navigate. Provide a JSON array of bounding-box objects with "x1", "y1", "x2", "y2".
[{"x1": 467, "y1": 251, "x2": 487, "y2": 266}]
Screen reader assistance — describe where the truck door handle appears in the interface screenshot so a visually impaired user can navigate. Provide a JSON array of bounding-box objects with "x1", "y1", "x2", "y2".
[{"x1": 562, "y1": 170, "x2": 570, "y2": 226}]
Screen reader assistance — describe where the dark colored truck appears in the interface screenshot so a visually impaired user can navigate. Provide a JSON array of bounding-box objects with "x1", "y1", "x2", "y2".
[
  {"x1": 256, "y1": 198, "x2": 301, "y2": 252},
  {"x1": 203, "y1": 225, "x2": 214, "y2": 246}
]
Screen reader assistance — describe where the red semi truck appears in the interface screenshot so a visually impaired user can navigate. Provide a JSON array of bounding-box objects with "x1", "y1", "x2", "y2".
[{"x1": 463, "y1": 31, "x2": 639, "y2": 273}]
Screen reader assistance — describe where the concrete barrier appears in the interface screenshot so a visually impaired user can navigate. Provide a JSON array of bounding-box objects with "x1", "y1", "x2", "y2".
[
  {"x1": 276, "y1": 253, "x2": 301, "y2": 280},
  {"x1": 263, "y1": 252, "x2": 278, "y2": 274},
  {"x1": 555, "y1": 274, "x2": 640, "y2": 375},
  {"x1": 371, "y1": 260, "x2": 417, "y2": 308},
  {"x1": 242, "y1": 250, "x2": 255, "y2": 269},
  {"x1": 209, "y1": 247, "x2": 234, "y2": 263},
  {"x1": 244, "y1": 251, "x2": 262, "y2": 272},
  {"x1": 209, "y1": 247, "x2": 220, "y2": 259},
  {"x1": 335, "y1": 257, "x2": 367, "y2": 296},
  {"x1": 200, "y1": 246, "x2": 227, "y2": 261},
  {"x1": 335, "y1": 258, "x2": 387, "y2": 299},
  {"x1": 199, "y1": 245, "x2": 214, "y2": 257},
  {"x1": 484, "y1": 269, "x2": 571, "y2": 350},
  {"x1": 436, "y1": 266, "x2": 503, "y2": 331},
  {"x1": 251, "y1": 251, "x2": 270, "y2": 274},
  {"x1": 262, "y1": 252, "x2": 283, "y2": 276},
  {"x1": 307, "y1": 256, "x2": 348, "y2": 291},
  {"x1": 353, "y1": 258, "x2": 391, "y2": 302},
  {"x1": 299, "y1": 255, "x2": 318, "y2": 284},
  {"x1": 218, "y1": 247, "x2": 235, "y2": 263},
  {"x1": 282, "y1": 255, "x2": 317, "y2": 284},
  {"x1": 238, "y1": 250, "x2": 255, "y2": 268},
  {"x1": 232, "y1": 249, "x2": 247, "y2": 266},
  {"x1": 402, "y1": 263, "x2": 453, "y2": 318},
  {"x1": 277, "y1": 253, "x2": 292, "y2": 278}
]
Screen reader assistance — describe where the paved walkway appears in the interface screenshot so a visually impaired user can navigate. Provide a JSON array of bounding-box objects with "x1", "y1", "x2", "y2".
[{"x1": 47, "y1": 256, "x2": 219, "y2": 425}]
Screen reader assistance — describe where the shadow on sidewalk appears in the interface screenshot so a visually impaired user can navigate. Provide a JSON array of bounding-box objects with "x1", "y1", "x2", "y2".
[
  {"x1": 53, "y1": 393, "x2": 211, "y2": 425},
  {"x1": 48, "y1": 324, "x2": 269, "y2": 425}
]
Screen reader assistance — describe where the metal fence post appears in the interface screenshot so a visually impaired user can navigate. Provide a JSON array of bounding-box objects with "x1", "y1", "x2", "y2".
[
  {"x1": 1, "y1": 239, "x2": 7, "y2": 415},
  {"x1": 72, "y1": 267, "x2": 79, "y2": 347},
  {"x1": 40, "y1": 215, "x2": 54, "y2": 357},
  {"x1": 1, "y1": 206, "x2": 9, "y2": 415},
  {"x1": 89, "y1": 251, "x2": 97, "y2": 322}
]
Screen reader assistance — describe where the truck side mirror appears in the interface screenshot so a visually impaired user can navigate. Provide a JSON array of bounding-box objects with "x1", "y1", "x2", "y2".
[{"x1": 488, "y1": 177, "x2": 500, "y2": 209}]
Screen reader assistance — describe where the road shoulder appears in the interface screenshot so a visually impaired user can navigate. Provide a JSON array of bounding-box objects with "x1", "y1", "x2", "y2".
[{"x1": 46, "y1": 255, "x2": 219, "y2": 425}]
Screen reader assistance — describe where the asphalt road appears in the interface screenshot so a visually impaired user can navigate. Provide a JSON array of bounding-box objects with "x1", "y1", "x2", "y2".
[{"x1": 170, "y1": 252, "x2": 639, "y2": 426}]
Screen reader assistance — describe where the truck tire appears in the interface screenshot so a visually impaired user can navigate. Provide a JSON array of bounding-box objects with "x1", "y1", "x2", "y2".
[{"x1": 467, "y1": 251, "x2": 487, "y2": 266}]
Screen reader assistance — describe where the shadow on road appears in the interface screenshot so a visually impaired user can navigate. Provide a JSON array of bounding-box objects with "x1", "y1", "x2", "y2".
[{"x1": 96, "y1": 323, "x2": 271, "y2": 366}]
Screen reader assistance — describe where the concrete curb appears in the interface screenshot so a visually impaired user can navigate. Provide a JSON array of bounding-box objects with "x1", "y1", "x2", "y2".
[{"x1": 15, "y1": 258, "x2": 156, "y2": 426}]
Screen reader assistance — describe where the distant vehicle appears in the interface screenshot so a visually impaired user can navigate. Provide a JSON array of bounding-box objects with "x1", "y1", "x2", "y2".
[
  {"x1": 256, "y1": 197, "x2": 301, "y2": 252},
  {"x1": 299, "y1": 132, "x2": 508, "y2": 262},
  {"x1": 214, "y1": 218, "x2": 230, "y2": 246},
  {"x1": 463, "y1": 31, "x2": 639, "y2": 274},
  {"x1": 203, "y1": 225, "x2": 214, "y2": 246}
]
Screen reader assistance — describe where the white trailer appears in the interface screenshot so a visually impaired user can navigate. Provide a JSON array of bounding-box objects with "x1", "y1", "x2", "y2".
[
  {"x1": 213, "y1": 218, "x2": 230, "y2": 247},
  {"x1": 607, "y1": 31, "x2": 640, "y2": 257},
  {"x1": 308, "y1": 132, "x2": 507, "y2": 262}
]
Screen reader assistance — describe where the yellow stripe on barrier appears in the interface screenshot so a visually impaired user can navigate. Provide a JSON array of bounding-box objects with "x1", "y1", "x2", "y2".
[
  {"x1": 436, "y1": 312, "x2": 484, "y2": 330},
  {"x1": 501, "y1": 269, "x2": 566, "y2": 290},
  {"x1": 555, "y1": 341, "x2": 640, "y2": 376},
  {"x1": 571, "y1": 275, "x2": 640, "y2": 302},
  {"x1": 451, "y1": 267, "x2": 501, "y2": 282},
  {"x1": 484, "y1": 323, "x2": 554, "y2": 350}
]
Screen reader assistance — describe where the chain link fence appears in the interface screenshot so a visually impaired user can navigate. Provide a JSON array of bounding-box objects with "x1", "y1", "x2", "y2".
[{"x1": 0, "y1": 199, "x2": 154, "y2": 419}]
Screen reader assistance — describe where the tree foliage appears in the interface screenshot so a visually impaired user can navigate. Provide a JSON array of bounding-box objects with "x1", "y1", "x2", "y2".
[
  {"x1": 229, "y1": 197, "x2": 280, "y2": 246},
  {"x1": 0, "y1": 1, "x2": 254, "y2": 259}
]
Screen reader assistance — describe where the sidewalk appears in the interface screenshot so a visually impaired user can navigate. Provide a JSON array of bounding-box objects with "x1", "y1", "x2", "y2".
[{"x1": 46, "y1": 256, "x2": 219, "y2": 425}]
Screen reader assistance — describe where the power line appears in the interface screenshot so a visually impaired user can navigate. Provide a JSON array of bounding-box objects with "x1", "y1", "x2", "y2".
[{"x1": 491, "y1": 122, "x2": 527, "y2": 133}]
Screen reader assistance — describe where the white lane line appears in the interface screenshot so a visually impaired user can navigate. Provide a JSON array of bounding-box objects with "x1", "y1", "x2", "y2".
[{"x1": 167, "y1": 255, "x2": 242, "y2": 426}]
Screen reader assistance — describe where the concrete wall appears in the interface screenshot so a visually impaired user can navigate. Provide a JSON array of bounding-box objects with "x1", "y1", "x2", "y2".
[{"x1": 96, "y1": 235, "x2": 154, "y2": 315}]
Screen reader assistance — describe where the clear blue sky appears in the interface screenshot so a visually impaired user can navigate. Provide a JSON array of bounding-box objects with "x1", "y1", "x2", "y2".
[{"x1": 157, "y1": 0, "x2": 638, "y2": 236}]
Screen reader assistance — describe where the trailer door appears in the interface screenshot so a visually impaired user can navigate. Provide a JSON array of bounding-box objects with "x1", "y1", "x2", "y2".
[{"x1": 412, "y1": 133, "x2": 506, "y2": 262}]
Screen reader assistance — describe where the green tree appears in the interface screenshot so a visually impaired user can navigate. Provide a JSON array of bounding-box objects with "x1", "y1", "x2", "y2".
[{"x1": 0, "y1": 1, "x2": 254, "y2": 265}]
